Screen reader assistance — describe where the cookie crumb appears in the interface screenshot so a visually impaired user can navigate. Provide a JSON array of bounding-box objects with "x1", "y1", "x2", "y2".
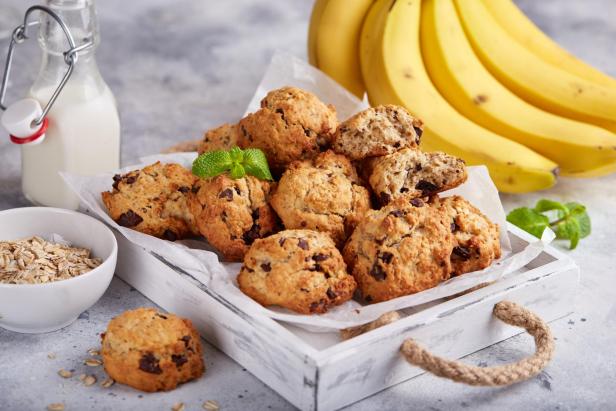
[
  {"x1": 47, "y1": 403, "x2": 65, "y2": 411},
  {"x1": 57, "y1": 369, "x2": 73, "y2": 379},
  {"x1": 203, "y1": 400, "x2": 220, "y2": 411},
  {"x1": 47, "y1": 353, "x2": 56, "y2": 359},
  {"x1": 83, "y1": 375, "x2": 97, "y2": 386},
  {"x1": 172, "y1": 403, "x2": 185, "y2": 411}
]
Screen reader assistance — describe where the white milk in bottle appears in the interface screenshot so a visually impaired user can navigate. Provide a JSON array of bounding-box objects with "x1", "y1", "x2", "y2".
[{"x1": 21, "y1": 0, "x2": 120, "y2": 209}]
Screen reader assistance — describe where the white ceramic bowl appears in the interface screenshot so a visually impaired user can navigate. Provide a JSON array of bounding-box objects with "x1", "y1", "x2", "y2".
[{"x1": 0, "y1": 207, "x2": 117, "y2": 333}]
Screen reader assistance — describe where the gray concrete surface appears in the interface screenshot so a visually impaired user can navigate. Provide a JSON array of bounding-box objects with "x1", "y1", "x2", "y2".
[{"x1": 1, "y1": 0, "x2": 615, "y2": 410}]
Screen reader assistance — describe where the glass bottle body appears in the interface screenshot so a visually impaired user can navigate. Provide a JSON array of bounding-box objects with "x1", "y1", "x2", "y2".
[{"x1": 21, "y1": 0, "x2": 120, "y2": 209}]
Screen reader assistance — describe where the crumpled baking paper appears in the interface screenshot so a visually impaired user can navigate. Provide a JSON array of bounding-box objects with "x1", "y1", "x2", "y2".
[{"x1": 63, "y1": 52, "x2": 552, "y2": 332}]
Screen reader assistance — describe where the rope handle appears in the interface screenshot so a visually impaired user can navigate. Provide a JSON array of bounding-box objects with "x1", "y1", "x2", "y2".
[
  {"x1": 400, "y1": 301, "x2": 555, "y2": 386},
  {"x1": 340, "y1": 301, "x2": 555, "y2": 386}
]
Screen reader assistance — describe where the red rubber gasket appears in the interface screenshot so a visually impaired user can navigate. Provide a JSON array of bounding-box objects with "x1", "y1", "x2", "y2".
[{"x1": 10, "y1": 117, "x2": 49, "y2": 145}]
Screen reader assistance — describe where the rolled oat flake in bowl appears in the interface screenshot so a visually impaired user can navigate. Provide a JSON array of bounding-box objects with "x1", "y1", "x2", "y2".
[{"x1": 0, "y1": 236, "x2": 102, "y2": 284}]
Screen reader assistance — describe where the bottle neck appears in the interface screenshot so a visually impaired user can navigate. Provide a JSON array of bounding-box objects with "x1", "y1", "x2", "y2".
[{"x1": 31, "y1": 0, "x2": 106, "y2": 99}]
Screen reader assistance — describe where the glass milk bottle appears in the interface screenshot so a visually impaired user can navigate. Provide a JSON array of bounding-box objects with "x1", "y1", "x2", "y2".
[{"x1": 22, "y1": 0, "x2": 120, "y2": 209}]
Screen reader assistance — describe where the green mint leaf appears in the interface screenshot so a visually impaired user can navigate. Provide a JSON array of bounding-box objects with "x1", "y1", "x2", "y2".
[
  {"x1": 554, "y1": 218, "x2": 581, "y2": 249},
  {"x1": 229, "y1": 162, "x2": 246, "y2": 179},
  {"x1": 192, "y1": 150, "x2": 232, "y2": 178},
  {"x1": 565, "y1": 202, "x2": 586, "y2": 217},
  {"x1": 242, "y1": 148, "x2": 273, "y2": 181},
  {"x1": 566, "y1": 202, "x2": 591, "y2": 238},
  {"x1": 506, "y1": 207, "x2": 550, "y2": 238},
  {"x1": 229, "y1": 146, "x2": 244, "y2": 163},
  {"x1": 534, "y1": 199, "x2": 568, "y2": 216}
]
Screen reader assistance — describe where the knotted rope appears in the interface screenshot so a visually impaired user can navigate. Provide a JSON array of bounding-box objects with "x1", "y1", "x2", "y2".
[{"x1": 400, "y1": 301, "x2": 554, "y2": 386}]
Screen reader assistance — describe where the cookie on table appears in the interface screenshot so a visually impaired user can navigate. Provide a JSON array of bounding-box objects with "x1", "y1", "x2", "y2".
[
  {"x1": 332, "y1": 105, "x2": 423, "y2": 161},
  {"x1": 101, "y1": 307, "x2": 204, "y2": 392},
  {"x1": 237, "y1": 229, "x2": 357, "y2": 314},
  {"x1": 188, "y1": 174, "x2": 279, "y2": 261},
  {"x1": 270, "y1": 151, "x2": 371, "y2": 247},
  {"x1": 101, "y1": 162, "x2": 198, "y2": 240},
  {"x1": 368, "y1": 148, "x2": 467, "y2": 206},
  {"x1": 197, "y1": 123, "x2": 239, "y2": 154},
  {"x1": 343, "y1": 198, "x2": 454, "y2": 303},
  {"x1": 431, "y1": 195, "x2": 501, "y2": 275},
  {"x1": 238, "y1": 87, "x2": 338, "y2": 170}
]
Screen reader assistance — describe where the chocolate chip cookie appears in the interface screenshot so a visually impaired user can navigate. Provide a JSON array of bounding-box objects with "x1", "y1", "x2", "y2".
[
  {"x1": 343, "y1": 198, "x2": 454, "y2": 303},
  {"x1": 237, "y1": 229, "x2": 357, "y2": 314},
  {"x1": 270, "y1": 151, "x2": 371, "y2": 247},
  {"x1": 432, "y1": 195, "x2": 501, "y2": 275},
  {"x1": 332, "y1": 105, "x2": 423, "y2": 161},
  {"x1": 197, "y1": 123, "x2": 239, "y2": 154},
  {"x1": 188, "y1": 174, "x2": 279, "y2": 261},
  {"x1": 238, "y1": 87, "x2": 338, "y2": 170},
  {"x1": 101, "y1": 162, "x2": 198, "y2": 240},
  {"x1": 367, "y1": 148, "x2": 467, "y2": 206},
  {"x1": 101, "y1": 308, "x2": 204, "y2": 392}
]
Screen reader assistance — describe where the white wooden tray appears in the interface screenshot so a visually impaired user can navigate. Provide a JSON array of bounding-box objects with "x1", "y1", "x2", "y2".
[{"x1": 112, "y1": 224, "x2": 578, "y2": 411}]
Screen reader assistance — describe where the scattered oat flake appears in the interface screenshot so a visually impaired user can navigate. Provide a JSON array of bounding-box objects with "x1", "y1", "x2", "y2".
[
  {"x1": 57, "y1": 369, "x2": 73, "y2": 378},
  {"x1": 84, "y1": 358, "x2": 102, "y2": 367},
  {"x1": 87, "y1": 348, "x2": 100, "y2": 356},
  {"x1": 203, "y1": 400, "x2": 220, "y2": 411},
  {"x1": 172, "y1": 403, "x2": 185, "y2": 411},
  {"x1": 47, "y1": 403, "x2": 64, "y2": 411},
  {"x1": 101, "y1": 378, "x2": 115, "y2": 388},
  {"x1": 78, "y1": 374, "x2": 87, "y2": 381},
  {"x1": 83, "y1": 375, "x2": 97, "y2": 386},
  {"x1": 47, "y1": 353, "x2": 56, "y2": 359}
]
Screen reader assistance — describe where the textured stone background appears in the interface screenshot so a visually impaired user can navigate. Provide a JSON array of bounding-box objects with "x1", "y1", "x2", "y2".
[{"x1": 1, "y1": 1, "x2": 615, "y2": 410}]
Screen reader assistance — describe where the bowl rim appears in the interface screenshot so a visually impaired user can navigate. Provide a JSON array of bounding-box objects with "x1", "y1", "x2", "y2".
[{"x1": 0, "y1": 207, "x2": 118, "y2": 289}]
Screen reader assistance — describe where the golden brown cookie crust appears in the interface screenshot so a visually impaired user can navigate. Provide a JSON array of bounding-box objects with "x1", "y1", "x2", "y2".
[
  {"x1": 101, "y1": 308, "x2": 204, "y2": 392},
  {"x1": 432, "y1": 195, "x2": 501, "y2": 276},
  {"x1": 101, "y1": 162, "x2": 198, "y2": 240},
  {"x1": 238, "y1": 87, "x2": 338, "y2": 170},
  {"x1": 197, "y1": 123, "x2": 239, "y2": 154},
  {"x1": 188, "y1": 175, "x2": 279, "y2": 261},
  {"x1": 343, "y1": 198, "x2": 454, "y2": 303},
  {"x1": 237, "y1": 229, "x2": 357, "y2": 314},
  {"x1": 270, "y1": 151, "x2": 371, "y2": 247},
  {"x1": 368, "y1": 148, "x2": 467, "y2": 206},
  {"x1": 332, "y1": 105, "x2": 423, "y2": 161}
]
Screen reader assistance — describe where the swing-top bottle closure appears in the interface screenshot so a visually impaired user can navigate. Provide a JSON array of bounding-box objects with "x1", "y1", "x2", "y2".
[{"x1": 0, "y1": 5, "x2": 94, "y2": 145}]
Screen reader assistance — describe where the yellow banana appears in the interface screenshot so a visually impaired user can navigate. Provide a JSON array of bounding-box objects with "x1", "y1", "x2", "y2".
[
  {"x1": 421, "y1": 0, "x2": 616, "y2": 177},
  {"x1": 360, "y1": 0, "x2": 557, "y2": 193},
  {"x1": 454, "y1": 0, "x2": 616, "y2": 130},
  {"x1": 482, "y1": 0, "x2": 616, "y2": 91},
  {"x1": 307, "y1": 0, "x2": 328, "y2": 66},
  {"x1": 313, "y1": 0, "x2": 373, "y2": 98}
]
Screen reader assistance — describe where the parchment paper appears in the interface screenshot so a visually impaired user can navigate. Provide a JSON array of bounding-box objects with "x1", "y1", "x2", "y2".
[{"x1": 62, "y1": 52, "x2": 552, "y2": 331}]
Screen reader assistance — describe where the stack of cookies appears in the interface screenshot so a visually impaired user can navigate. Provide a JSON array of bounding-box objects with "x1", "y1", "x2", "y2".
[{"x1": 101, "y1": 87, "x2": 501, "y2": 314}]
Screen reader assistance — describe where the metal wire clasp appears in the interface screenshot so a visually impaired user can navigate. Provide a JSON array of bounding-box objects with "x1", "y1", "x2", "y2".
[{"x1": 0, "y1": 5, "x2": 94, "y2": 126}]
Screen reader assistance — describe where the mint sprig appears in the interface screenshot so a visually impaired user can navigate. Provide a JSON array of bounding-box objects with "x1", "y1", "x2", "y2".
[
  {"x1": 506, "y1": 199, "x2": 591, "y2": 249},
  {"x1": 192, "y1": 146, "x2": 273, "y2": 181}
]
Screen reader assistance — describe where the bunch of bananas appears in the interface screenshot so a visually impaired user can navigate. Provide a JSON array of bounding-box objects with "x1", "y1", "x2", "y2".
[{"x1": 308, "y1": 0, "x2": 616, "y2": 192}]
